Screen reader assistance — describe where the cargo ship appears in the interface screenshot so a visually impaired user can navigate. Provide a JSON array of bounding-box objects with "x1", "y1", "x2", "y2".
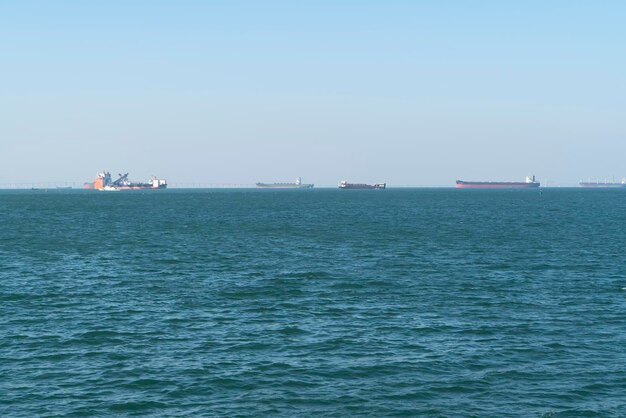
[
  {"x1": 339, "y1": 180, "x2": 386, "y2": 189},
  {"x1": 256, "y1": 177, "x2": 314, "y2": 189},
  {"x1": 88, "y1": 172, "x2": 167, "y2": 191},
  {"x1": 579, "y1": 179, "x2": 626, "y2": 188},
  {"x1": 456, "y1": 176, "x2": 540, "y2": 188}
]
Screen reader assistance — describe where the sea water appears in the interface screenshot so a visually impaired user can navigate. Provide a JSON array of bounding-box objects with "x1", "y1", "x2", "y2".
[{"x1": 1, "y1": 189, "x2": 625, "y2": 417}]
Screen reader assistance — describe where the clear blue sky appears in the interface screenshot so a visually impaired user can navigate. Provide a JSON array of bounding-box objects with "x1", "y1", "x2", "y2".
[{"x1": 1, "y1": 0, "x2": 625, "y2": 185}]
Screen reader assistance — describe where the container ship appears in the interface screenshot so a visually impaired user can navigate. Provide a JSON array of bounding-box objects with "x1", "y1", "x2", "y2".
[
  {"x1": 456, "y1": 176, "x2": 540, "y2": 189},
  {"x1": 339, "y1": 180, "x2": 386, "y2": 189},
  {"x1": 256, "y1": 177, "x2": 314, "y2": 189},
  {"x1": 87, "y1": 172, "x2": 167, "y2": 191},
  {"x1": 579, "y1": 179, "x2": 626, "y2": 188}
]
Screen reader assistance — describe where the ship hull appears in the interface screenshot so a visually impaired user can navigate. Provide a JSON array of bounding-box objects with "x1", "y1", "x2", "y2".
[
  {"x1": 338, "y1": 181, "x2": 386, "y2": 189},
  {"x1": 256, "y1": 184, "x2": 314, "y2": 189},
  {"x1": 579, "y1": 183, "x2": 626, "y2": 188},
  {"x1": 101, "y1": 184, "x2": 167, "y2": 191},
  {"x1": 339, "y1": 185, "x2": 383, "y2": 189},
  {"x1": 114, "y1": 185, "x2": 167, "y2": 190},
  {"x1": 456, "y1": 181, "x2": 540, "y2": 189}
]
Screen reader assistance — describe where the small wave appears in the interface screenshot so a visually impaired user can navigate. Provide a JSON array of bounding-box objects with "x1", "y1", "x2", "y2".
[
  {"x1": 109, "y1": 401, "x2": 168, "y2": 412},
  {"x1": 284, "y1": 271, "x2": 332, "y2": 280},
  {"x1": 277, "y1": 326, "x2": 308, "y2": 335}
]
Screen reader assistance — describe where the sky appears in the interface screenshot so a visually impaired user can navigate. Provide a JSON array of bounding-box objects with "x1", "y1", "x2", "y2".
[{"x1": 1, "y1": 0, "x2": 625, "y2": 186}]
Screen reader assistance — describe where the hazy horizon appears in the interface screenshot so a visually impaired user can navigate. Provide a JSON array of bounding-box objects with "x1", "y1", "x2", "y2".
[{"x1": 2, "y1": 1, "x2": 625, "y2": 186}]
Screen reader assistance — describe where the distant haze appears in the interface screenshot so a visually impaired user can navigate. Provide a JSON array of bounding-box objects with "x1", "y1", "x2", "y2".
[{"x1": 1, "y1": 1, "x2": 625, "y2": 186}]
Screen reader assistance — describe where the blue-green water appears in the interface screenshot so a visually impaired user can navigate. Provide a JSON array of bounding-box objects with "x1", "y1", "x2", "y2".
[{"x1": 1, "y1": 189, "x2": 625, "y2": 417}]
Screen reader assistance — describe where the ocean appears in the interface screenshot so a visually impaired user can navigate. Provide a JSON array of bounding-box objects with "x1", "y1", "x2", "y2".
[{"x1": 1, "y1": 188, "x2": 625, "y2": 417}]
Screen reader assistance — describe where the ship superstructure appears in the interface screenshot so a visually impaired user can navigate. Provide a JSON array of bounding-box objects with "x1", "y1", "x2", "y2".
[
  {"x1": 456, "y1": 176, "x2": 540, "y2": 189},
  {"x1": 339, "y1": 180, "x2": 386, "y2": 189},
  {"x1": 90, "y1": 172, "x2": 167, "y2": 191},
  {"x1": 256, "y1": 177, "x2": 314, "y2": 189}
]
